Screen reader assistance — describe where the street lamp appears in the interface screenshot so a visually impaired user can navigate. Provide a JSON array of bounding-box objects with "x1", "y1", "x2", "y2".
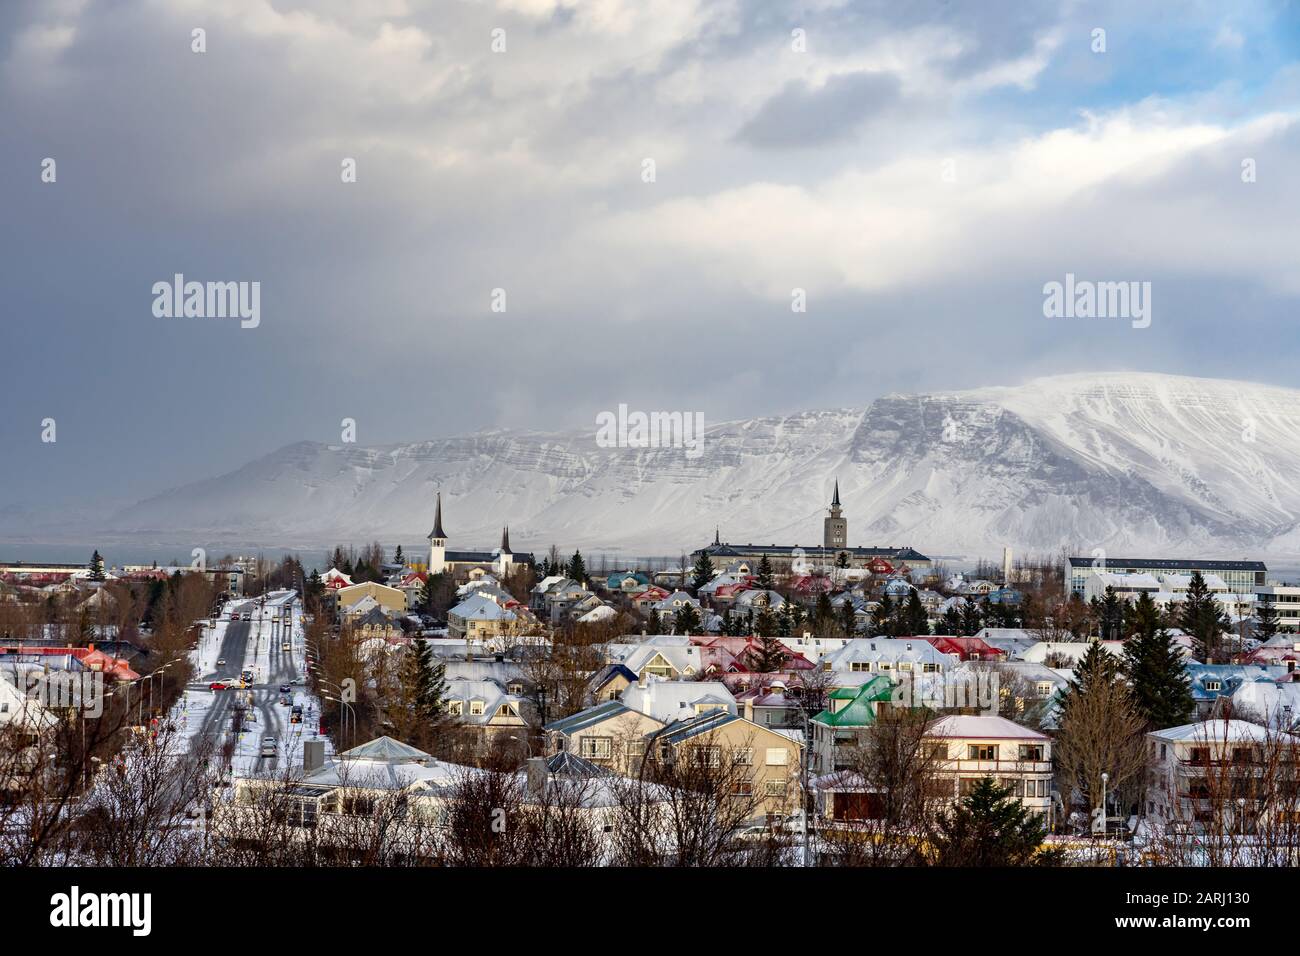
[
  {"x1": 1100, "y1": 771, "x2": 1110, "y2": 840},
  {"x1": 321, "y1": 694, "x2": 356, "y2": 750}
]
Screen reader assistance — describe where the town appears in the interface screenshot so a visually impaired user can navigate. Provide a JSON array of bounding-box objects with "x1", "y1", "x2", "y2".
[{"x1": 3, "y1": 486, "x2": 1298, "y2": 869}]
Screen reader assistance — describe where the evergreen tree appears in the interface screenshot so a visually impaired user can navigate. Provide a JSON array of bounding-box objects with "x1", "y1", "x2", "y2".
[
  {"x1": 814, "y1": 592, "x2": 835, "y2": 635},
  {"x1": 690, "y1": 552, "x2": 715, "y2": 594},
  {"x1": 870, "y1": 594, "x2": 895, "y2": 636},
  {"x1": 835, "y1": 551, "x2": 849, "y2": 569},
  {"x1": 1256, "y1": 594, "x2": 1280, "y2": 642},
  {"x1": 904, "y1": 590, "x2": 929, "y2": 636},
  {"x1": 941, "y1": 606, "x2": 963, "y2": 635},
  {"x1": 567, "y1": 550, "x2": 588, "y2": 585},
  {"x1": 645, "y1": 610, "x2": 662, "y2": 635},
  {"x1": 414, "y1": 639, "x2": 448, "y2": 722},
  {"x1": 930, "y1": 777, "x2": 1052, "y2": 867},
  {"x1": 959, "y1": 598, "x2": 983, "y2": 636},
  {"x1": 88, "y1": 550, "x2": 106, "y2": 582},
  {"x1": 777, "y1": 602, "x2": 794, "y2": 637},
  {"x1": 673, "y1": 602, "x2": 701, "y2": 635},
  {"x1": 839, "y1": 599, "x2": 858, "y2": 637},
  {"x1": 1122, "y1": 592, "x2": 1193, "y2": 730},
  {"x1": 754, "y1": 606, "x2": 778, "y2": 638},
  {"x1": 1180, "y1": 570, "x2": 1231, "y2": 663},
  {"x1": 1097, "y1": 586, "x2": 1124, "y2": 641},
  {"x1": 393, "y1": 545, "x2": 404, "y2": 567},
  {"x1": 750, "y1": 632, "x2": 787, "y2": 672},
  {"x1": 755, "y1": 554, "x2": 776, "y2": 592},
  {"x1": 1059, "y1": 641, "x2": 1121, "y2": 720}
]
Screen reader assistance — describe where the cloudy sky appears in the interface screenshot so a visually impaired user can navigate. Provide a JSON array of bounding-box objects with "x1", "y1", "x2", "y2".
[{"x1": 1, "y1": 0, "x2": 1298, "y2": 515}]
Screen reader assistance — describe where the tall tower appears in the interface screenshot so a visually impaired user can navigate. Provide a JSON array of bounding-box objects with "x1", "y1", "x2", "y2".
[
  {"x1": 497, "y1": 526, "x2": 514, "y2": 576},
  {"x1": 427, "y1": 492, "x2": 447, "y2": 576},
  {"x1": 823, "y1": 479, "x2": 847, "y2": 551}
]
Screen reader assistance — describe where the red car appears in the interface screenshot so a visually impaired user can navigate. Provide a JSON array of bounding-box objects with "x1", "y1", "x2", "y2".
[{"x1": 209, "y1": 681, "x2": 230, "y2": 691}]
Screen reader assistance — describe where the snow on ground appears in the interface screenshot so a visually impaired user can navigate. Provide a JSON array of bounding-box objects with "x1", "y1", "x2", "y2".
[{"x1": 169, "y1": 591, "x2": 334, "y2": 782}]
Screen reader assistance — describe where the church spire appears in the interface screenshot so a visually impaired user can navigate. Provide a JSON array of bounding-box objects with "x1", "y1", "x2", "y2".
[
  {"x1": 501, "y1": 525, "x2": 511, "y2": 553},
  {"x1": 832, "y1": 479, "x2": 841, "y2": 508},
  {"x1": 429, "y1": 492, "x2": 446, "y2": 540},
  {"x1": 714, "y1": 526, "x2": 720, "y2": 546}
]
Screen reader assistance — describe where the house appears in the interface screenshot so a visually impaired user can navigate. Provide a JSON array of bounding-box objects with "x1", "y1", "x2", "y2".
[
  {"x1": 606, "y1": 638, "x2": 702, "y2": 681},
  {"x1": 653, "y1": 590, "x2": 703, "y2": 626},
  {"x1": 620, "y1": 678, "x2": 736, "y2": 723},
  {"x1": 812, "y1": 714, "x2": 1053, "y2": 824},
  {"x1": 1020, "y1": 640, "x2": 1124, "y2": 666},
  {"x1": 972, "y1": 628, "x2": 1040, "y2": 660},
  {"x1": 589, "y1": 663, "x2": 639, "y2": 704},
  {"x1": 1065, "y1": 556, "x2": 1267, "y2": 598},
  {"x1": 736, "y1": 684, "x2": 806, "y2": 731},
  {"x1": 926, "y1": 635, "x2": 1006, "y2": 663},
  {"x1": 444, "y1": 679, "x2": 531, "y2": 740},
  {"x1": 448, "y1": 592, "x2": 526, "y2": 641},
  {"x1": 1227, "y1": 679, "x2": 1300, "y2": 731},
  {"x1": 630, "y1": 586, "x2": 671, "y2": 613},
  {"x1": 544, "y1": 699, "x2": 666, "y2": 773},
  {"x1": 1145, "y1": 720, "x2": 1299, "y2": 834},
  {"x1": 1185, "y1": 664, "x2": 1286, "y2": 718},
  {"x1": 646, "y1": 710, "x2": 802, "y2": 822},
  {"x1": 926, "y1": 716, "x2": 1053, "y2": 823},
  {"x1": 353, "y1": 606, "x2": 401, "y2": 640},
  {"x1": 606, "y1": 571, "x2": 650, "y2": 594},
  {"x1": 425, "y1": 494, "x2": 536, "y2": 579},
  {"x1": 809, "y1": 676, "x2": 896, "y2": 773},
  {"x1": 334, "y1": 581, "x2": 406, "y2": 621},
  {"x1": 823, "y1": 637, "x2": 952, "y2": 676}
]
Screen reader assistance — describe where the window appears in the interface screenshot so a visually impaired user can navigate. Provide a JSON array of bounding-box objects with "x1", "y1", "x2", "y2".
[
  {"x1": 734, "y1": 748, "x2": 754, "y2": 766},
  {"x1": 968, "y1": 744, "x2": 998, "y2": 761},
  {"x1": 580, "y1": 736, "x2": 613, "y2": 760},
  {"x1": 922, "y1": 663, "x2": 941, "y2": 674},
  {"x1": 1018, "y1": 744, "x2": 1044, "y2": 761},
  {"x1": 447, "y1": 701, "x2": 463, "y2": 716},
  {"x1": 469, "y1": 700, "x2": 485, "y2": 716},
  {"x1": 626, "y1": 740, "x2": 646, "y2": 760},
  {"x1": 898, "y1": 662, "x2": 913, "y2": 672},
  {"x1": 1205, "y1": 681, "x2": 1222, "y2": 692},
  {"x1": 765, "y1": 747, "x2": 790, "y2": 767},
  {"x1": 764, "y1": 779, "x2": 788, "y2": 797},
  {"x1": 508, "y1": 682, "x2": 523, "y2": 695},
  {"x1": 690, "y1": 745, "x2": 721, "y2": 768}
]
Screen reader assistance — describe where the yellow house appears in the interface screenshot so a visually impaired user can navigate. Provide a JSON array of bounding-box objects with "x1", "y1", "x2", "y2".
[
  {"x1": 648, "y1": 711, "x2": 802, "y2": 822},
  {"x1": 544, "y1": 700, "x2": 667, "y2": 775},
  {"x1": 335, "y1": 581, "x2": 407, "y2": 620}
]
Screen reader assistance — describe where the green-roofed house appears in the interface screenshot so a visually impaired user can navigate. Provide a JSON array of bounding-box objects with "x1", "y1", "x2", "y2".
[{"x1": 811, "y1": 676, "x2": 896, "y2": 774}]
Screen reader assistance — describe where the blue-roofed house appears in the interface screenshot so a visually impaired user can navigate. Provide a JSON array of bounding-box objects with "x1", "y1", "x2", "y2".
[
  {"x1": 543, "y1": 700, "x2": 665, "y2": 774},
  {"x1": 646, "y1": 709, "x2": 803, "y2": 822},
  {"x1": 589, "y1": 663, "x2": 639, "y2": 704},
  {"x1": 1185, "y1": 664, "x2": 1287, "y2": 718}
]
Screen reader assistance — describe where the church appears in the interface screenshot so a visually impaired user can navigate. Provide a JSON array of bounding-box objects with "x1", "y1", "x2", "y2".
[
  {"x1": 691, "y1": 481, "x2": 931, "y2": 573},
  {"x1": 426, "y1": 493, "x2": 536, "y2": 578}
]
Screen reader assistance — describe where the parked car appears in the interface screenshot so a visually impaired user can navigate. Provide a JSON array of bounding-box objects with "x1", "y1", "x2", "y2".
[
  {"x1": 279, "y1": 684, "x2": 291, "y2": 694},
  {"x1": 216, "y1": 658, "x2": 226, "y2": 666},
  {"x1": 209, "y1": 681, "x2": 229, "y2": 691},
  {"x1": 259, "y1": 736, "x2": 277, "y2": 757},
  {"x1": 290, "y1": 704, "x2": 303, "y2": 724},
  {"x1": 281, "y1": 642, "x2": 291, "y2": 651}
]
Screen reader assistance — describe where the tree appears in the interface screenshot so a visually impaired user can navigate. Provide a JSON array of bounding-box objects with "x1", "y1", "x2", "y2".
[
  {"x1": 414, "y1": 638, "x2": 448, "y2": 723},
  {"x1": 870, "y1": 594, "x2": 895, "y2": 636},
  {"x1": 959, "y1": 597, "x2": 983, "y2": 636},
  {"x1": 753, "y1": 607, "x2": 778, "y2": 639},
  {"x1": 1054, "y1": 643, "x2": 1148, "y2": 829},
  {"x1": 929, "y1": 777, "x2": 1053, "y2": 866},
  {"x1": 749, "y1": 632, "x2": 786, "y2": 672},
  {"x1": 904, "y1": 590, "x2": 929, "y2": 636},
  {"x1": 567, "y1": 550, "x2": 588, "y2": 586},
  {"x1": 1256, "y1": 594, "x2": 1280, "y2": 642},
  {"x1": 813, "y1": 592, "x2": 835, "y2": 636},
  {"x1": 1094, "y1": 586, "x2": 1124, "y2": 641},
  {"x1": 839, "y1": 599, "x2": 858, "y2": 637},
  {"x1": 1122, "y1": 592, "x2": 1193, "y2": 730},
  {"x1": 393, "y1": 545, "x2": 404, "y2": 567},
  {"x1": 673, "y1": 603, "x2": 701, "y2": 635},
  {"x1": 690, "y1": 553, "x2": 715, "y2": 594},
  {"x1": 755, "y1": 554, "x2": 776, "y2": 592},
  {"x1": 88, "y1": 550, "x2": 106, "y2": 582},
  {"x1": 1180, "y1": 570, "x2": 1231, "y2": 663}
]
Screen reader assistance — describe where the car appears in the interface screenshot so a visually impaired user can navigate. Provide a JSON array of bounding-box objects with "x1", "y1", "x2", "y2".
[
  {"x1": 216, "y1": 658, "x2": 226, "y2": 666},
  {"x1": 278, "y1": 695, "x2": 291, "y2": 706},
  {"x1": 281, "y1": 642, "x2": 291, "y2": 651},
  {"x1": 209, "y1": 681, "x2": 229, "y2": 691},
  {"x1": 231, "y1": 612, "x2": 240, "y2": 621},
  {"x1": 279, "y1": 684, "x2": 291, "y2": 694},
  {"x1": 259, "y1": 736, "x2": 277, "y2": 757}
]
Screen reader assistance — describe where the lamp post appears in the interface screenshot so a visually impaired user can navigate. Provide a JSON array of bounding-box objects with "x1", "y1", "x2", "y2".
[{"x1": 1100, "y1": 771, "x2": 1110, "y2": 840}]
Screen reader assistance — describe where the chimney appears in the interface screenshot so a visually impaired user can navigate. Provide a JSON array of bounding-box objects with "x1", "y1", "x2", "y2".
[
  {"x1": 303, "y1": 739, "x2": 325, "y2": 774},
  {"x1": 526, "y1": 756, "x2": 547, "y2": 796}
]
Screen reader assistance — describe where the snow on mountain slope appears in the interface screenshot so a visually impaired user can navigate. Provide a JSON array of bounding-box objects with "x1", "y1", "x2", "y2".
[{"x1": 95, "y1": 373, "x2": 1300, "y2": 559}]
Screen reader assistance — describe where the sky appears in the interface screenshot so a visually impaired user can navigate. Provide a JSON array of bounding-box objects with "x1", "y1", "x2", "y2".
[{"x1": 1, "y1": 0, "x2": 1298, "y2": 518}]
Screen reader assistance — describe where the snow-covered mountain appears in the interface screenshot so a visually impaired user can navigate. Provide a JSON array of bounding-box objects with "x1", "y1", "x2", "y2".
[{"x1": 96, "y1": 372, "x2": 1300, "y2": 560}]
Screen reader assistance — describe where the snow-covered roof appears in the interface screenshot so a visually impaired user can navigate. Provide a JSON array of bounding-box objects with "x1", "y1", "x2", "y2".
[{"x1": 928, "y1": 714, "x2": 1048, "y2": 741}]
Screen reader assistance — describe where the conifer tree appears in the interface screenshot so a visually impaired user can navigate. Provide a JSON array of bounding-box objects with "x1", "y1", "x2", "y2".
[
  {"x1": 959, "y1": 598, "x2": 983, "y2": 636},
  {"x1": 673, "y1": 602, "x2": 700, "y2": 635},
  {"x1": 750, "y1": 631, "x2": 787, "y2": 672},
  {"x1": 1256, "y1": 594, "x2": 1280, "y2": 642},
  {"x1": 839, "y1": 599, "x2": 858, "y2": 637},
  {"x1": 88, "y1": 549, "x2": 106, "y2": 582},
  {"x1": 930, "y1": 777, "x2": 1052, "y2": 867},
  {"x1": 1180, "y1": 570, "x2": 1231, "y2": 663},
  {"x1": 1122, "y1": 592, "x2": 1193, "y2": 730},
  {"x1": 904, "y1": 590, "x2": 929, "y2": 635},
  {"x1": 567, "y1": 550, "x2": 588, "y2": 586},
  {"x1": 393, "y1": 544, "x2": 404, "y2": 567},
  {"x1": 870, "y1": 594, "x2": 895, "y2": 636},
  {"x1": 755, "y1": 554, "x2": 776, "y2": 592},
  {"x1": 690, "y1": 552, "x2": 715, "y2": 594}
]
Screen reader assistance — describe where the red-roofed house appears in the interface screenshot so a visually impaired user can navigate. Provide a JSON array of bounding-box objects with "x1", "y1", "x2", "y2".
[{"x1": 927, "y1": 635, "x2": 1008, "y2": 663}]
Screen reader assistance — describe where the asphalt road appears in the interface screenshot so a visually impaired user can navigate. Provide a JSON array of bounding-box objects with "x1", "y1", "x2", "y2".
[{"x1": 190, "y1": 600, "x2": 305, "y2": 775}]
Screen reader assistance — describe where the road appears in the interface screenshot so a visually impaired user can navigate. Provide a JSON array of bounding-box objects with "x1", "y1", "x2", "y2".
[{"x1": 181, "y1": 594, "x2": 324, "y2": 778}]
